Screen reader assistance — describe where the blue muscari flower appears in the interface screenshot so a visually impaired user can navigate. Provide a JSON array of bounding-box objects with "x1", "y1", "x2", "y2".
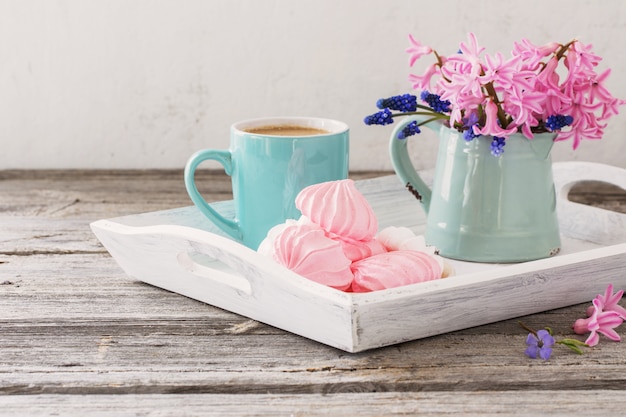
[
  {"x1": 420, "y1": 90, "x2": 451, "y2": 113},
  {"x1": 462, "y1": 112, "x2": 481, "y2": 142},
  {"x1": 545, "y1": 114, "x2": 574, "y2": 131},
  {"x1": 364, "y1": 108, "x2": 394, "y2": 126},
  {"x1": 376, "y1": 94, "x2": 418, "y2": 112},
  {"x1": 464, "y1": 128, "x2": 480, "y2": 142},
  {"x1": 490, "y1": 136, "x2": 506, "y2": 156},
  {"x1": 525, "y1": 329, "x2": 555, "y2": 360},
  {"x1": 397, "y1": 120, "x2": 421, "y2": 139}
]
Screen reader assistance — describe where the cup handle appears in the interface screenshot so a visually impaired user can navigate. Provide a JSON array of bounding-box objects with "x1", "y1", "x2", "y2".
[
  {"x1": 184, "y1": 149, "x2": 243, "y2": 242},
  {"x1": 389, "y1": 116, "x2": 435, "y2": 213}
]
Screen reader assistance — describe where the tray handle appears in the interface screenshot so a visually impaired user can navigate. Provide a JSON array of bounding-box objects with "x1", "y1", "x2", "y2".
[
  {"x1": 176, "y1": 251, "x2": 253, "y2": 296},
  {"x1": 553, "y1": 161, "x2": 626, "y2": 245}
]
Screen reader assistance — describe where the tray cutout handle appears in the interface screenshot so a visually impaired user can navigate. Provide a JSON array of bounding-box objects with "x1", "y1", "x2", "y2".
[
  {"x1": 553, "y1": 161, "x2": 626, "y2": 245},
  {"x1": 555, "y1": 161, "x2": 626, "y2": 198},
  {"x1": 177, "y1": 251, "x2": 253, "y2": 296}
]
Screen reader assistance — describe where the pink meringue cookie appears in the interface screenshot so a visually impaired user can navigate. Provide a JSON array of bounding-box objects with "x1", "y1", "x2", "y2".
[
  {"x1": 333, "y1": 235, "x2": 387, "y2": 262},
  {"x1": 376, "y1": 226, "x2": 454, "y2": 278},
  {"x1": 257, "y1": 219, "x2": 299, "y2": 258},
  {"x1": 267, "y1": 223, "x2": 354, "y2": 291},
  {"x1": 350, "y1": 250, "x2": 442, "y2": 293},
  {"x1": 295, "y1": 179, "x2": 378, "y2": 241}
]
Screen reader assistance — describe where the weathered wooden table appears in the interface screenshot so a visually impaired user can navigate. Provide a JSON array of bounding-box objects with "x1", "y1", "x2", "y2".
[{"x1": 1, "y1": 169, "x2": 626, "y2": 416}]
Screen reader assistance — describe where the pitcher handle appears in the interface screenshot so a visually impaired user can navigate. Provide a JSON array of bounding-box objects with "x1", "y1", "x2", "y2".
[
  {"x1": 389, "y1": 116, "x2": 439, "y2": 213},
  {"x1": 184, "y1": 149, "x2": 243, "y2": 242}
]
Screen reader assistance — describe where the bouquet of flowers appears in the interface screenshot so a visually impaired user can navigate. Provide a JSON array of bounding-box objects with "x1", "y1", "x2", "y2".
[{"x1": 365, "y1": 33, "x2": 624, "y2": 156}]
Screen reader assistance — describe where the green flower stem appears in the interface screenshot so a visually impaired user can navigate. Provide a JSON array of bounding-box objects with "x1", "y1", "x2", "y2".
[
  {"x1": 417, "y1": 115, "x2": 448, "y2": 127},
  {"x1": 557, "y1": 339, "x2": 588, "y2": 355},
  {"x1": 389, "y1": 109, "x2": 449, "y2": 121},
  {"x1": 414, "y1": 103, "x2": 443, "y2": 112}
]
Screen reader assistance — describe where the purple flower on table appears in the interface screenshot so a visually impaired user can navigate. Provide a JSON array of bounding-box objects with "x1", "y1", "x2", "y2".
[
  {"x1": 525, "y1": 329, "x2": 555, "y2": 360},
  {"x1": 521, "y1": 285, "x2": 624, "y2": 358}
]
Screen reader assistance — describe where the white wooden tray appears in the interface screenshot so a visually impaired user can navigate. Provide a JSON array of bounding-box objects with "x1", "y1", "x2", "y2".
[{"x1": 91, "y1": 162, "x2": 626, "y2": 352}]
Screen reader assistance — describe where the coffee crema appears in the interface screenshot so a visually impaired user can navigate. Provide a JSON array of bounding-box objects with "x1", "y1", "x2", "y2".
[{"x1": 244, "y1": 124, "x2": 330, "y2": 136}]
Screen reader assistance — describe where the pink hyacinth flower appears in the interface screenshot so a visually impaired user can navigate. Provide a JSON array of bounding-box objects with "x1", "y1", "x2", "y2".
[
  {"x1": 406, "y1": 34, "x2": 432, "y2": 67},
  {"x1": 458, "y1": 32, "x2": 485, "y2": 61},
  {"x1": 573, "y1": 298, "x2": 623, "y2": 347},
  {"x1": 512, "y1": 38, "x2": 560, "y2": 71},
  {"x1": 479, "y1": 52, "x2": 521, "y2": 90},
  {"x1": 586, "y1": 284, "x2": 626, "y2": 319},
  {"x1": 473, "y1": 100, "x2": 518, "y2": 138},
  {"x1": 408, "y1": 63, "x2": 440, "y2": 91},
  {"x1": 502, "y1": 87, "x2": 545, "y2": 139}
]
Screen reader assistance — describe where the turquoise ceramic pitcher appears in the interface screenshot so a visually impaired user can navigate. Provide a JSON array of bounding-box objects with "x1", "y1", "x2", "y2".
[{"x1": 390, "y1": 116, "x2": 561, "y2": 263}]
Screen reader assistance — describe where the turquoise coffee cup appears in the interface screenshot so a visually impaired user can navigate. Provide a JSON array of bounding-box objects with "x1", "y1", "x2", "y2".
[{"x1": 184, "y1": 117, "x2": 349, "y2": 249}]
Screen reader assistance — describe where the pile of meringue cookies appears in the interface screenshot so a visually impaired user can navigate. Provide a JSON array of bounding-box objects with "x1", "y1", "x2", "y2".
[{"x1": 257, "y1": 179, "x2": 453, "y2": 293}]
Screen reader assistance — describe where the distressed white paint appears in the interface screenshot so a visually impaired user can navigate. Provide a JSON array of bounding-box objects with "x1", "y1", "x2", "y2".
[
  {"x1": 91, "y1": 162, "x2": 626, "y2": 352},
  {"x1": 0, "y1": 0, "x2": 625, "y2": 170}
]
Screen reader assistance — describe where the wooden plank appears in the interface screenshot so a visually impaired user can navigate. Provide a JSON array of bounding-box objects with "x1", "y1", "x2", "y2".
[
  {"x1": 2, "y1": 391, "x2": 626, "y2": 416},
  {"x1": 2, "y1": 328, "x2": 626, "y2": 394},
  {"x1": 0, "y1": 170, "x2": 388, "y2": 218},
  {"x1": 2, "y1": 169, "x2": 622, "y2": 214}
]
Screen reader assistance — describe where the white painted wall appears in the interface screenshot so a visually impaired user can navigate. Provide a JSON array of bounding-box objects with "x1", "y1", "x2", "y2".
[{"x1": 1, "y1": 0, "x2": 625, "y2": 170}]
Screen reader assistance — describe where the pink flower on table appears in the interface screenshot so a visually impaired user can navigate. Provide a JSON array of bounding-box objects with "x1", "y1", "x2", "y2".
[
  {"x1": 573, "y1": 298, "x2": 623, "y2": 347},
  {"x1": 586, "y1": 284, "x2": 626, "y2": 320}
]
